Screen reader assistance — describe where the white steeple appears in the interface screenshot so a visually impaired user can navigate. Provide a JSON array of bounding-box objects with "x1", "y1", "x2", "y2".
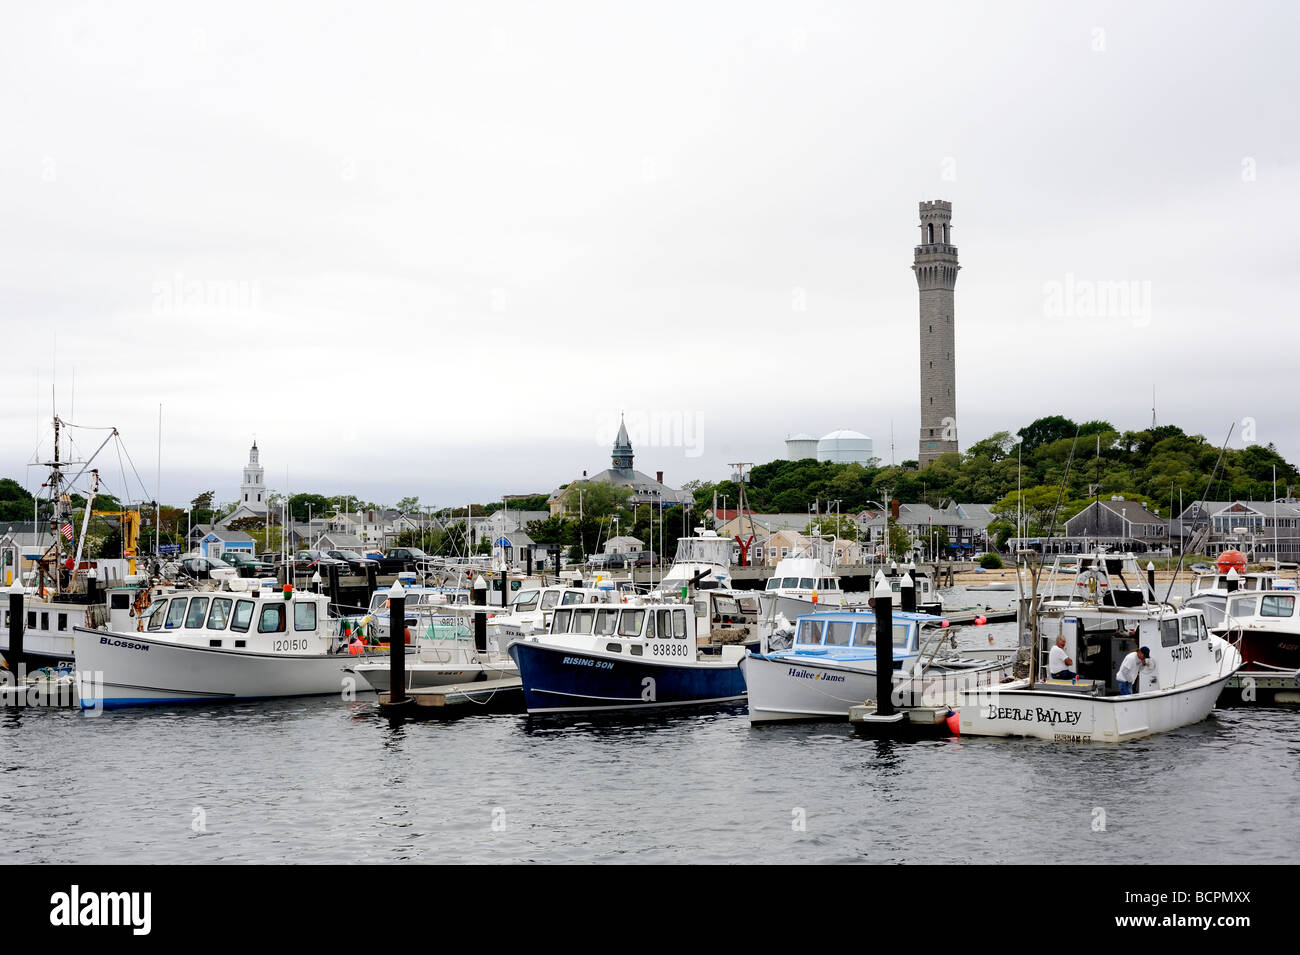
[{"x1": 240, "y1": 440, "x2": 267, "y2": 513}]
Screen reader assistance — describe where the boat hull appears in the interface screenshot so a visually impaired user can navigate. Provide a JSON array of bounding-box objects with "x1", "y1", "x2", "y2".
[
  {"x1": 742, "y1": 652, "x2": 1008, "y2": 722},
  {"x1": 352, "y1": 659, "x2": 518, "y2": 692},
  {"x1": 1224, "y1": 629, "x2": 1300, "y2": 671},
  {"x1": 73, "y1": 627, "x2": 377, "y2": 709},
  {"x1": 508, "y1": 640, "x2": 745, "y2": 714},
  {"x1": 953, "y1": 669, "x2": 1240, "y2": 742}
]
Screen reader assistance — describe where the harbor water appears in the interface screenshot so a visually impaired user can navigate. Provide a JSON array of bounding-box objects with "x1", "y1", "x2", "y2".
[{"x1": 2, "y1": 589, "x2": 1295, "y2": 865}]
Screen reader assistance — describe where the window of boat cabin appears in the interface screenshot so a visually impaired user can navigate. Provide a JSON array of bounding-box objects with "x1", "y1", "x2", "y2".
[
  {"x1": 258, "y1": 604, "x2": 286, "y2": 633},
  {"x1": 40, "y1": 612, "x2": 48, "y2": 630},
  {"x1": 143, "y1": 600, "x2": 167, "y2": 631},
  {"x1": 823, "y1": 619, "x2": 852, "y2": 646},
  {"x1": 738, "y1": 596, "x2": 760, "y2": 614},
  {"x1": 551, "y1": 609, "x2": 572, "y2": 632},
  {"x1": 1227, "y1": 596, "x2": 1258, "y2": 619},
  {"x1": 851, "y1": 622, "x2": 911, "y2": 647},
  {"x1": 765, "y1": 578, "x2": 781, "y2": 590},
  {"x1": 26, "y1": 611, "x2": 35, "y2": 629},
  {"x1": 797, "y1": 620, "x2": 824, "y2": 645},
  {"x1": 655, "y1": 608, "x2": 687, "y2": 638},
  {"x1": 1180, "y1": 615, "x2": 1201, "y2": 643},
  {"x1": 231, "y1": 600, "x2": 254, "y2": 633},
  {"x1": 618, "y1": 610, "x2": 644, "y2": 636},
  {"x1": 185, "y1": 597, "x2": 210, "y2": 629},
  {"x1": 207, "y1": 597, "x2": 232, "y2": 630},
  {"x1": 1160, "y1": 618, "x2": 1180, "y2": 648},
  {"x1": 571, "y1": 609, "x2": 596, "y2": 634},
  {"x1": 781, "y1": 577, "x2": 800, "y2": 588},
  {"x1": 57, "y1": 612, "x2": 67, "y2": 631},
  {"x1": 561, "y1": 591, "x2": 586, "y2": 606},
  {"x1": 165, "y1": 598, "x2": 189, "y2": 629},
  {"x1": 541, "y1": 591, "x2": 561, "y2": 610},
  {"x1": 295, "y1": 602, "x2": 317, "y2": 631},
  {"x1": 595, "y1": 608, "x2": 619, "y2": 636},
  {"x1": 513, "y1": 590, "x2": 540, "y2": 612},
  {"x1": 799, "y1": 578, "x2": 815, "y2": 590},
  {"x1": 1261, "y1": 595, "x2": 1295, "y2": 617}
]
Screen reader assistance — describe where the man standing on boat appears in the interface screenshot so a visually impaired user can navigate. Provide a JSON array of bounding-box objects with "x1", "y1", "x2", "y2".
[
  {"x1": 1116, "y1": 646, "x2": 1149, "y2": 695},
  {"x1": 1049, "y1": 635, "x2": 1075, "y2": 680}
]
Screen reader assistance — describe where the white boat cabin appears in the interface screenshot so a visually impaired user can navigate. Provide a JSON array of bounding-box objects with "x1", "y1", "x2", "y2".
[
  {"x1": 763, "y1": 561, "x2": 845, "y2": 601},
  {"x1": 132, "y1": 583, "x2": 341, "y2": 654},
  {"x1": 540, "y1": 601, "x2": 738, "y2": 662}
]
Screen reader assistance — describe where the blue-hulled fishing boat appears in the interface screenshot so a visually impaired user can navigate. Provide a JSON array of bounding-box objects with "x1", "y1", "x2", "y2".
[{"x1": 507, "y1": 601, "x2": 746, "y2": 714}]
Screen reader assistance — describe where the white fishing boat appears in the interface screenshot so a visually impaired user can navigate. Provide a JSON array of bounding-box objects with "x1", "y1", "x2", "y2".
[
  {"x1": 74, "y1": 579, "x2": 382, "y2": 709},
  {"x1": 1180, "y1": 550, "x2": 1292, "y2": 628},
  {"x1": 487, "y1": 581, "x2": 616, "y2": 646},
  {"x1": 757, "y1": 555, "x2": 848, "y2": 620},
  {"x1": 741, "y1": 606, "x2": 1010, "y2": 722},
  {"x1": 656, "y1": 528, "x2": 734, "y2": 593},
  {"x1": 952, "y1": 553, "x2": 1242, "y2": 742},
  {"x1": 350, "y1": 603, "x2": 518, "y2": 692}
]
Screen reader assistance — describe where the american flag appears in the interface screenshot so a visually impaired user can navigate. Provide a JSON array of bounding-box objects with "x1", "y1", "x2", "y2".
[{"x1": 60, "y1": 521, "x2": 74, "y2": 542}]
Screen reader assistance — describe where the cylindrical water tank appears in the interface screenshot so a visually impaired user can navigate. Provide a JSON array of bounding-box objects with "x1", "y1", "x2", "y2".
[{"x1": 816, "y1": 430, "x2": 874, "y2": 464}]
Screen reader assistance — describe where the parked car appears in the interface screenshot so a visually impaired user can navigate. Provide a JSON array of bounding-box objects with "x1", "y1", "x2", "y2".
[
  {"x1": 176, "y1": 555, "x2": 234, "y2": 580},
  {"x1": 222, "y1": 552, "x2": 276, "y2": 576},
  {"x1": 631, "y1": 551, "x2": 658, "y2": 568},
  {"x1": 589, "y1": 553, "x2": 627, "y2": 570},
  {"x1": 325, "y1": 549, "x2": 378, "y2": 575},
  {"x1": 293, "y1": 549, "x2": 347, "y2": 573},
  {"x1": 375, "y1": 547, "x2": 434, "y2": 575}
]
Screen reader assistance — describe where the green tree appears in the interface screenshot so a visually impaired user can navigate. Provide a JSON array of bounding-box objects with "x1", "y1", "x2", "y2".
[
  {"x1": 395, "y1": 495, "x2": 420, "y2": 513},
  {"x1": 1017, "y1": 415, "x2": 1077, "y2": 453},
  {"x1": 288, "y1": 493, "x2": 333, "y2": 522}
]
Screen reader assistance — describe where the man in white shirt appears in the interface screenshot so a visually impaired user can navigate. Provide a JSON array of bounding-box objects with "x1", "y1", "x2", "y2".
[
  {"x1": 1049, "y1": 635, "x2": 1075, "y2": 680},
  {"x1": 1116, "y1": 646, "x2": 1149, "y2": 695}
]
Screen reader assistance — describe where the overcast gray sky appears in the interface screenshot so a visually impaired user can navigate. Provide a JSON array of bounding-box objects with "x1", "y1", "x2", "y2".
[{"x1": 3, "y1": 1, "x2": 1297, "y2": 509}]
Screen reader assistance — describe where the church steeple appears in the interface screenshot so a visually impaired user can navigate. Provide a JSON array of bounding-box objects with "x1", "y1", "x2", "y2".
[
  {"x1": 241, "y1": 439, "x2": 266, "y2": 512},
  {"x1": 612, "y1": 415, "x2": 634, "y2": 470}
]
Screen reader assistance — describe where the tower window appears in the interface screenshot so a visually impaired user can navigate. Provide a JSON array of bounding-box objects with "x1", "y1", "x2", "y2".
[{"x1": 927, "y1": 223, "x2": 934, "y2": 243}]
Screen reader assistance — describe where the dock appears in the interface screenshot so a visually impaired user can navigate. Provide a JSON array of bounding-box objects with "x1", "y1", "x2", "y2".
[
  {"x1": 1220, "y1": 668, "x2": 1300, "y2": 705},
  {"x1": 378, "y1": 676, "x2": 524, "y2": 715}
]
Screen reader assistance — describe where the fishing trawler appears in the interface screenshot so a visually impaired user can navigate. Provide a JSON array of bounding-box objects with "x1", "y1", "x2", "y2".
[
  {"x1": 507, "y1": 600, "x2": 746, "y2": 714},
  {"x1": 74, "y1": 579, "x2": 382, "y2": 709},
  {"x1": 2, "y1": 416, "x2": 151, "y2": 671},
  {"x1": 951, "y1": 553, "x2": 1241, "y2": 742}
]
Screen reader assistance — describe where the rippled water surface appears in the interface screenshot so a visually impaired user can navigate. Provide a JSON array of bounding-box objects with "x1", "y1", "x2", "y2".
[{"x1": 3, "y1": 613, "x2": 1296, "y2": 864}]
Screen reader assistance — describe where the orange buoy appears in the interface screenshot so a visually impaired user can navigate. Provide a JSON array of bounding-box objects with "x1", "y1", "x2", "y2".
[
  {"x1": 348, "y1": 638, "x2": 365, "y2": 656},
  {"x1": 974, "y1": 615, "x2": 987, "y2": 626},
  {"x1": 1217, "y1": 550, "x2": 1247, "y2": 574},
  {"x1": 404, "y1": 627, "x2": 412, "y2": 645},
  {"x1": 945, "y1": 711, "x2": 961, "y2": 734}
]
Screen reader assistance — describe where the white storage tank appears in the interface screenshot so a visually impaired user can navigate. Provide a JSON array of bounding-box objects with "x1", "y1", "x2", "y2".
[
  {"x1": 785, "y1": 433, "x2": 819, "y2": 461},
  {"x1": 816, "y1": 429, "x2": 874, "y2": 464}
]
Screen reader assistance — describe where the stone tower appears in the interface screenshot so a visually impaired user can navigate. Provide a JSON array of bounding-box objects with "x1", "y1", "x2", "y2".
[
  {"x1": 913, "y1": 199, "x2": 960, "y2": 467},
  {"x1": 240, "y1": 440, "x2": 267, "y2": 513}
]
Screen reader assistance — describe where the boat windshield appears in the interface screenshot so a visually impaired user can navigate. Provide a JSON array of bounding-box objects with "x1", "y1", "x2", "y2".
[
  {"x1": 673, "y1": 537, "x2": 732, "y2": 566},
  {"x1": 1226, "y1": 595, "x2": 1258, "y2": 619},
  {"x1": 513, "y1": 590, "x2": 540, "y2": 612},
  {"x1": 850, "y1": 621, "x2": 911, "y2": 648}
]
